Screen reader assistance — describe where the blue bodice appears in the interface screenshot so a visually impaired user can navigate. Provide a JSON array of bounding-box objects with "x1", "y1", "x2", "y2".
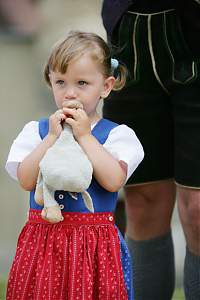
[{"x1": 30, "y1": 118, "x2": 119, "y2": 213}]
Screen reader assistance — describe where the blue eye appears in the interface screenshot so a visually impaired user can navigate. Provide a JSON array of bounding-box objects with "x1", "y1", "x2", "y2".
[
  {"x1": 78, "y1": 80, "x2": 87, "y2": 86},
  {"x1": 56, "y1": 80, "x2": 64, "y2": 85}
]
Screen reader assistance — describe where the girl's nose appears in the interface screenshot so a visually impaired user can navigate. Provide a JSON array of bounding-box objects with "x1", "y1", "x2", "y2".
[{"x1": 64, "y1": 87, "x2": 76, "y2": 99}]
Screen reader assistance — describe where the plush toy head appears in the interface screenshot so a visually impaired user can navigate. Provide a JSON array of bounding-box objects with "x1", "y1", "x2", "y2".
[{"x1": 35, "y1": 100, "x2": 94, "y2": 223}]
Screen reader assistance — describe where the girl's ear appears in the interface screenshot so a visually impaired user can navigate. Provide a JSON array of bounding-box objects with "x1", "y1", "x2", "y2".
[{"x1": 101, "y1": 76, "x2": 116, "y2": 99}]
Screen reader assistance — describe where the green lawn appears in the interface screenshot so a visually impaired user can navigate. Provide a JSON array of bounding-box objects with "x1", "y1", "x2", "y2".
[
  {"x1": 0, "y1": 279, "x2": 184, "y2": 300},
  {"x1": 173, "y1": 288, "x2": 185, "y2": 300},
  {"x1": 0, "y1": 280, "x2": 6, "y2": 300}
]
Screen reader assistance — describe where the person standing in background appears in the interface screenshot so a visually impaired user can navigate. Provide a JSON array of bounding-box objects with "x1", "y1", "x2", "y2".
[
  {"x1": 102, "y1": 1, "x2": 200, "y2": 299},
  {"x1": 0, "y1": 0, "x2": 41, "y2": 41}
]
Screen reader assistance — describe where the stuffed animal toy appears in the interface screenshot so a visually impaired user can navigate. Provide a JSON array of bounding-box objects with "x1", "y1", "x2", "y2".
[{"x1": 35, "y1": 100, "x2": 94, "y2": 223}]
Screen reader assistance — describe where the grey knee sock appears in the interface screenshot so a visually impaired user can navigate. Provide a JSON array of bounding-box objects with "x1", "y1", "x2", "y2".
[
  {"x1": 184, "y1": 247, "x2": 200, "y2": 300},
  {"x1": 125, "y1": 231, "x2": 175, "y2": 300}
]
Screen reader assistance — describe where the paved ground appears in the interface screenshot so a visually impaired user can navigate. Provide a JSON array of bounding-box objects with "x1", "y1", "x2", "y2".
[{"x1": 0, "y1": 0, "x2": 185, "y2": 289}]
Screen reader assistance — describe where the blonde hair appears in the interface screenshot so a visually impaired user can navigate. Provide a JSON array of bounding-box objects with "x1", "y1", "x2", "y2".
[{"x1": 44, "y1": 31, "x2": 127, "y2": 91}]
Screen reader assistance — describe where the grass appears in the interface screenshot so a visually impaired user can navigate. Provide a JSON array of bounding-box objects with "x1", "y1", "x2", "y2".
[
  {"x1": 173, "y1": 288, "x2": 185, "y2": 300},
  {"x1": 0, "y1": 280, "x2": 6, "y2": 300},
  {"x1": 0, "y1": 279, "x2": 184, "y2": 300}
]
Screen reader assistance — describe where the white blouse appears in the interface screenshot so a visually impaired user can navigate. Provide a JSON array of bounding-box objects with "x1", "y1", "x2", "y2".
[{"x1": 5, "y1": 120, "x2": 144, "y2": 182}]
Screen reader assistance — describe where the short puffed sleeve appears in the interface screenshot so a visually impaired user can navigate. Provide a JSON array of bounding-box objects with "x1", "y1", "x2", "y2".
[
  {"x1": 5, "y1": 121, "x2": 41, "y2": 180},
  {"x1": 103, "y1": 124, "x2": 144, "y2": 181}
]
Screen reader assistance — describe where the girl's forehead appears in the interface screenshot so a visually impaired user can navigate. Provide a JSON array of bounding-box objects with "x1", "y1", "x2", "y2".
[
  {"x1": 54, "y1": 52, "x2": 102, "y2": 74},
  {"x1": 68, "y1": 51, "x2": 100, "y2": 65}
]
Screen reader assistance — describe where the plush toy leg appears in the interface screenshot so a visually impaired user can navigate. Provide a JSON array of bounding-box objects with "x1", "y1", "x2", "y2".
[
  {"x1": 41, "y1": 206, "x2": 64, "y2": 223},
  {"x1": 82, "y1": 191, "x2": 94, "y2": 213},
  {"x1": 42, "y1": 182, "x2": 64, "y2": 223},
  {"x1": 35, "y1": 171, "x2": 44, "y2": 206}
]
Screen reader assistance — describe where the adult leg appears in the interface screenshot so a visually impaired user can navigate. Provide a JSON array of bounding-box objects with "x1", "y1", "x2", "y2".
[
  {"x1": 125, "y1": 180, "x2": 176, "y2": 300},
  {"x1": 177, "y1": 187, "x2": 200, "y2": 300}
]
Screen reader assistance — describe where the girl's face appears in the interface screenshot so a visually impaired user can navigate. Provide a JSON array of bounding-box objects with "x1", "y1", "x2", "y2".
[{"x1": 49, "y1": 53, "x2": 115, "y2": 119}]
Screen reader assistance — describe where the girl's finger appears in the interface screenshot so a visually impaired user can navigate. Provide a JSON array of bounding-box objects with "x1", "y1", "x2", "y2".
[
  {"x1": 65, "y1": 117, "x2": 76, "y2": 126},
  {"x1": 63, "y1": 108, "x2": 87, "y2": 124},
  {"x1": 54, "y1": 111, "x2": 66, "y2": 122},
  {"x1": 60, "y1": 113, "x2": 66, "y2": 120},
  {"x1": 62, "y1": 107, "x2": 75, "y2": 113},
  {"x1": 63, "y1": 107, "x2": 78, "y2": 119}
]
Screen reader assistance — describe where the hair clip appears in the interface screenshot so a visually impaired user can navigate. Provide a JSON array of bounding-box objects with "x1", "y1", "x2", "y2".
[{"x1": 111, "y1": 58, "x2": 119, "y2": 69}]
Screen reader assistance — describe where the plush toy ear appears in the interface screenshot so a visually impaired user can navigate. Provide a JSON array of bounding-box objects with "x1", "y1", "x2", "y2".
[
  {"x1": 82, "y1": 191, "x2": 94, "y2": 213},
  {"x1": 35, "y1": 171, "x2": 44, "y2": 206}
]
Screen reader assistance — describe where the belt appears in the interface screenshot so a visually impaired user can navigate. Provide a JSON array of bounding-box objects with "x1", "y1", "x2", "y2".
[{"x1": 28, "y1": 209, "x2": 115, "y2": 225}]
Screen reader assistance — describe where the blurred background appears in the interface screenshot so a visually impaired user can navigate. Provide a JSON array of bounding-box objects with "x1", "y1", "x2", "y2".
[{"x1": 0, "y1": 0, "x2": 185, "y2": 298}]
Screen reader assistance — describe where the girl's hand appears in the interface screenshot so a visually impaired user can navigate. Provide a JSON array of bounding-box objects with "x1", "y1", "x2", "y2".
[
  {"x1": 62, "y1": 107, "x2": 91, "y2": 141},
  {"x1": 48, "y1": 109, "x2": 66, "y2": 139}
]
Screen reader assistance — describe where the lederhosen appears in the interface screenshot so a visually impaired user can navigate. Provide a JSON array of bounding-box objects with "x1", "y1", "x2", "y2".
[{"x1": 102, "y1": 0, "x2": 200, "y2": 187}]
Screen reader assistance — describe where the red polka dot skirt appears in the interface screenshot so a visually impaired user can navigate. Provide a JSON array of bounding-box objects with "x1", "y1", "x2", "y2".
[{"x1": 6, "y1": 209, "x2": 128, "y2": 300}]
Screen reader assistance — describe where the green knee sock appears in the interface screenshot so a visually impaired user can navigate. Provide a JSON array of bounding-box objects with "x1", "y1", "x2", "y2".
[
  {"x1": 125, "y1": 231, "x2": 175, "y2": 300},
  {"x1": 184, "y1": 247, "x2": 200, "y2": 300}
]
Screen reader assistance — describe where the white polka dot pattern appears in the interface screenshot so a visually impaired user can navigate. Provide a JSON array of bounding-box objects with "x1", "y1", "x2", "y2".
[{"x1": 6, "y1": 210, "x2": 128, "y2": 300}]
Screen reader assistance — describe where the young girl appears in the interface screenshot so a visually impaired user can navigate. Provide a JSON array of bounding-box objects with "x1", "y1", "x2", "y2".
[{"x1": 5, "y1": 31, "x2": 144, "y2": 300}]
